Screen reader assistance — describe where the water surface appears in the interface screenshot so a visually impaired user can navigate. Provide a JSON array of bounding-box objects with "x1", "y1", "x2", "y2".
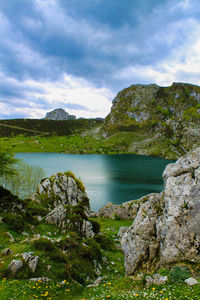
[{"x1": 15, "y1": 153, "x2": 173, "y2": 211}]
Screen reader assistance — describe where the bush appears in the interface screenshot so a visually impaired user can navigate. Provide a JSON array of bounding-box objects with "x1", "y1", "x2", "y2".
[
  {"x1": 26, "y1": 201, "x2": 47, "y2": 216},
  {"x1": 3, "y1": 214, "x2": 24, "y2": 232},
  {"x1": 33, "y1": 238, "x2": 67, "y2": 263},
  {"x1": 80, "y1": 239, "x2": 102, "y2": 260},
  {"x1": 95, "y1": 234, "x2": 116, "y2": 251},
  {"x1": 90, "y1": 220, "x2": 101, "y2": 233},
  {"x1": 169, "y1": 266, "x2": 191, "y2": 284}
]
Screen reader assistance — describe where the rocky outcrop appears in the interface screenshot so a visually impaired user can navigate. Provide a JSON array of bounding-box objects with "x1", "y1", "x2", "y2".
[
  {"x1": 103, "y1": 82, "x2": 200, "y2": 157},
  {"x1": 45, "y1": 108, "x2": 76, "y2": 120},
  {"x1": 22, "y1": 252, "x2": 39, "y2": 273},
  {"x1": 96, "y1": 197, "x2": 145, "y2": 219},
  {"x1": 33, "y1": 172, "x2": 94, "y2": 238},
  {"x1": 8, "y1": 260, "x2": 23, "y2": 274},
  {"x1": 121, "y1": 148, "x2": 200, "y2": 275}
]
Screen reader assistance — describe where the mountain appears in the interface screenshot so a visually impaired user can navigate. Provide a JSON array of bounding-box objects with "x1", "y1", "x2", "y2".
[
  {"x1": 45, "y1": 108, "x2": 76, "y2": 120},
  {"x1": 102, "y1": 82, "x2": 200, "y2": 158}
]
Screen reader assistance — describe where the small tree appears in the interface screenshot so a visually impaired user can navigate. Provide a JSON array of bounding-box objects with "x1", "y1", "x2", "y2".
[{"x1": 0, "y1": 152, "x2": 17, "y2": 177}]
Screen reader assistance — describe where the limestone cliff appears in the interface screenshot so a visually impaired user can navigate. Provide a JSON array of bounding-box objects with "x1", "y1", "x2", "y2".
[
  {"x1": 121, "y1": 148, "x2": 200, "y2": 275},
  {"x1": 103, "y1": 83, "x2": 200, "y2": 158}
]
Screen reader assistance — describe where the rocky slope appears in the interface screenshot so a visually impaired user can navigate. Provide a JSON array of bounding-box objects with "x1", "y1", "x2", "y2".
[
  {"x1": 0, "y1": 172, "x2": 109, "y2": 283},
  {"x1": 103, "y1": 83, "x2": 200, "y2": 158},
  {"x1": 121, "y1": 148, "x2": 200, "y2": 275}
]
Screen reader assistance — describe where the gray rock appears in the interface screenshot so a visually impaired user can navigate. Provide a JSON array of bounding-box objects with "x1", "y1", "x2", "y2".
[
  {"x1": 87, "y1": 276, "x2": 103, "y2": 287},
  {"x1": 22, "y1": 252, "x2": 39, "y2": 273},
  {"x1": 97, "y1": 198, "x2": 143, "y2": 220},
  {"x1": 121, "y1": 148, "x2": 200, "y2": 275},
  {"x1": 29, "y1": 277, "x2": 52, "y2": 282},
  {"x1": 45, "y1": 205, "x2": 67, "y2": 228},
  {"x1": 8, "y1": 260, "x2": 23, "y2": 273},
  {"x1": 82, "y1": 220, "x2": 95, "y2": 239},
  {"x1": 1, "y1": 248, "x2": 13, "y2": 256},
  {"x1": 117, "y1": 227, "x2": 129, "y2": 240},
  {"x1": 146, "y1": 274, "x2": 168, "y2": 286},
  {"x1": 185, "y1": 277, "x2": 198, "y2": 286}
]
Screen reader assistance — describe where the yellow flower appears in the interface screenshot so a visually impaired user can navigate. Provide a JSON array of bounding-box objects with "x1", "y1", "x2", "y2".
[
  {"x1": 108, "y1": 282, "x2": 111, "y2": 285},
  {"x1": 33, "y1": 286, "x2": 36, "y2": 289},
  {"x1": 106, "y1": 296, "x2": 111, "y2": 299},
  {"x1": 103, "y1": 284, "x2": 106, "y2": 287},
  {"x1": 66, "y1": 282, "x2": 69, "y2": 285},
  {"x1": 135, "y1": 294, "x2": 139, "y2": 297},
  {"x1": 152, "y1": 287, "x2": 155, "y2": 291},
  {"x1": 160, "y1": 291, "x2": 163, "y2": 294},
  {"x1": 23, "y1": 292, "x2": 26, "y2": 294},
  {"x1": 66, "y1": 289, "x2": 70, "y2": 292}
]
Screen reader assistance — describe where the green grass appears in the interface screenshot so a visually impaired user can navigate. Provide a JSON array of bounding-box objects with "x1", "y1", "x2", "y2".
[
  {"x1": 0, "y1": 131, "x2": 180, "y2": 159},
  {"x1": 0, "y1": 218, "x2": 199, "y2": 299}
]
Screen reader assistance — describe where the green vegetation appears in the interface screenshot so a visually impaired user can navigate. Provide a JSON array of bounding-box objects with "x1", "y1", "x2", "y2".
[
  {"x1": 0, "y1": 161, "x2": 46, "y2": 199},
  {"x1": 0, "y1": 217, "x2": 199, "y2": 299},
  {"x1": 0, "y1": 152, "x2": 17, "y2": 177},
  {"x1": 0, "y1": 118, "x2": 103, "y2": 137}
]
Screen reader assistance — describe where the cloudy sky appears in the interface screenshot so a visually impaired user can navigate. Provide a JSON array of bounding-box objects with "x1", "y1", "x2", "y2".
[{"x1": 1, "y1": 0, "x2": 200, "y2": 119}]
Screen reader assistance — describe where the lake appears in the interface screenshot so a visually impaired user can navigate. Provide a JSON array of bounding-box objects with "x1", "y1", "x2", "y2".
[{"x1": 15, "y1": 153, "x2": 173, "y2": 211}]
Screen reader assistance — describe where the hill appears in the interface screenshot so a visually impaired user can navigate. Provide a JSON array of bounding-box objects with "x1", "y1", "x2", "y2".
[
  {"x1": 0, "y1": 118, "x2": 103, "y2": 137},
  {"x1": 102, "y1": 82, "x2": 200, "y2": 158}
]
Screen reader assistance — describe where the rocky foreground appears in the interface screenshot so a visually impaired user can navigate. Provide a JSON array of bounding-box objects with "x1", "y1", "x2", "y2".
[
  {"x1": 114, "y1": 148, "x2": 200, "y2": 275},
  {"x1": 0, "y1": 149, "x2": 200, "y2": 298}
]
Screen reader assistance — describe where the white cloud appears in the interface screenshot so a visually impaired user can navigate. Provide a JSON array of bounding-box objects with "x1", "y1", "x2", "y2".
[{"x1": 0, "y1": 72, "x2": 114, "y2": 119}]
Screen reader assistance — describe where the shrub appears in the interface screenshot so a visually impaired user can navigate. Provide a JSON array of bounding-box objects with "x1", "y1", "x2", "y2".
[
  {"x1": 3, "y1": 214, "x2": 24, "y2": 232},
  {"x1": 33, "y1": 238, "x2": 67, "y2": 263},
  {"x1": 90, "y1": 220, "x2": 101, "y2": 233},
  {"x1": 169, "y1": 266, "x2": 191, "y2": 284},
  {"x1": 95, "y1": 234, "x2": 116, "y2": 251},
  {"x1": 26, "y1": 201, "x2": 47, "y2": 216}
]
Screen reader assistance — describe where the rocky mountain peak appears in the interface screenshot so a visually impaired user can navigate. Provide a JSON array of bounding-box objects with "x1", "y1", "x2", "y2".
[{"x1": 45, "y1": 108, "x2": 76, "y2": 120}]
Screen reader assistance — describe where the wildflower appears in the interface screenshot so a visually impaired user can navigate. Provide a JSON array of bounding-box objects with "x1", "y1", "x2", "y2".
[
  {"x1": 152, "y1": 287, "x2": 155, "y2": 291},
  {"x1": 135, "y1": 294, "x2": 139, "y2": 297},
  {"x1": 160, "y1": 291, "x2": 163, "y2": 294},
  {"x1": 66, "y1": 289, "x2": 70, "y2": 292},
  {"x1": 108, "y1": 282, "x2": 111, "y2": 285},
  {"x1": 106, "y1": 296, "x2": 111, "y2": 299},
  {"x1": 33, "y1": 286, "x2": 36, "y2": 289},
  {"x1": 103, "y1": 284, "x2": 106, "y2": 287},
  {"x1": 23, "y1": 292, "x2": 26, "y2": 294}
]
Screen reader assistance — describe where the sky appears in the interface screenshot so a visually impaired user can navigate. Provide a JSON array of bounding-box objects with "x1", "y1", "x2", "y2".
[{"x1": 1, "y1": 0, "x2": 200, "y2": 119}]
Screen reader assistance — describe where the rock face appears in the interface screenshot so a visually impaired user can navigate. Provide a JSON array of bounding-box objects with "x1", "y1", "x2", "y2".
[
  {"x1": 103, "y1": 82, "x2": 200, "y2": 157},
  {"x1": 96, "y1": 197, "x2": 145, "y2": 219},
  {"x1": 45, "y1": 108, "x2": 76, "y2": 120},
  {"x1": 33, "y1": 172, "x2": 94, "y2": 238},
  {"x1": 121, "y1": 148, "x2": 200, "y2": 275}
]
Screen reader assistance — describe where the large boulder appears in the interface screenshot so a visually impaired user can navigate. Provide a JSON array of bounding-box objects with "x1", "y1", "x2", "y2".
[
  {"x1": 121, "y1": 148, "x2": 200, "y2": 275},
  {"x1": 33, "y1": 172, "x2": 94, "y2": 237}
]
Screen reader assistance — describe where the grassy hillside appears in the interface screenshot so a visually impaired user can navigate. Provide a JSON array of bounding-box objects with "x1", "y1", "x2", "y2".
[
  {"x1": 0, "y1": 216, "x2": 199, "y2": 299},
  {"x1": 0, "y1": 119, "x2": 103, "y2": 137}
]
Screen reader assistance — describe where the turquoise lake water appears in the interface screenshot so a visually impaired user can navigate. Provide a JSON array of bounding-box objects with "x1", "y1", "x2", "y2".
[{"x1": 15, "y1": 153, "x2": 173, "y2": 211}]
